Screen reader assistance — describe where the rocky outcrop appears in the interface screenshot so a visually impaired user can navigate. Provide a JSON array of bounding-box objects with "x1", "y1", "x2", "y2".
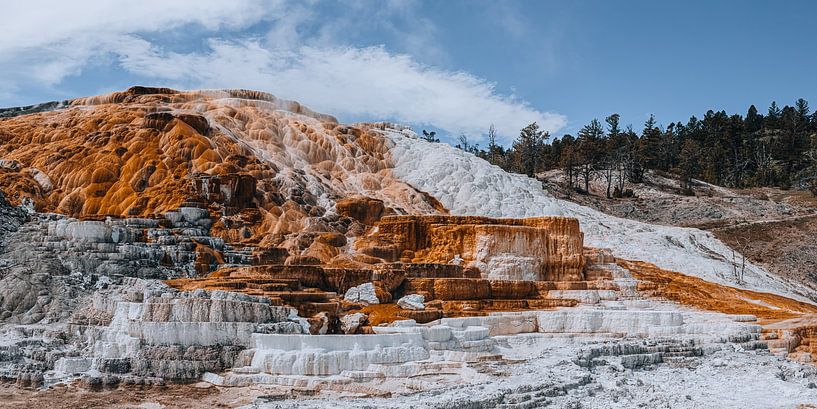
[
  {"x1": 191, "y1": 173, "x2": 256, "y2": 210},
  {"x1": 40, "y1": 279, "x2": 300, "y2": 383},
  {"x1": 5, "y1": 211, "x2": 233, "y2": 283},
  {"x1": 344, "y1": 282, "x2": 380, "y2": 305},
  {"x1": 165, "y1": 245, "x2": 626, "y2": 328},
  {"x1": 0, "y1": 87, "x2": 443, "y2": 249},
  {"x1": 0, "y1": 100, "x2": 66, "y2": 119},
  {"x1": 340, "y1": 312, "x2": 367, "y2": 334},
  {"x1": 0, "y1": 190, "x2": 25, "y2": 235},
  {"x1": 397, "y1": 294, "x2": 424, "y2": 310},
  {"x1": 246, "y1": 332, "x2": 430, "y2": 376},
  {"x1": 335, "y1": 196, "x2": 387, "y2": 226},
  {"x1": 207, "y1": 304, "x2": 765, "y2": 389},
  {"x1": 356, "y1": 215, "x2": 585, "y2": 281},
  {"x1": 138, "y1": 290, "x2": 289, "y2": 324}
]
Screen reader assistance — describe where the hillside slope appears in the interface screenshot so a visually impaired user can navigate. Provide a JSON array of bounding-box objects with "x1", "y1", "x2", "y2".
[
  {"x1": 386, "y1": 133, "x2": 817, "y2": 303},
  {"x1": 0, "y1": 86, "x2": 812, "y2": 304},
  {"x1": 0, "y1": 86, "x2": 811, "y2": 303},
  {"x1": 537, "y1": 168, "x2": 817, "y2": 296}
]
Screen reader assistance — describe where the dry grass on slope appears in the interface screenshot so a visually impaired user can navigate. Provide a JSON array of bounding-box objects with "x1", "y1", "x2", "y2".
[{"x1": 713, "y1": 214, "x2": 817, "y2": 295}]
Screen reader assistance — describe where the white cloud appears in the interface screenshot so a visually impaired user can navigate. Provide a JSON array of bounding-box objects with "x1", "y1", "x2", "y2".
[
  {"x1": 120, "y1": 41, "x2": 566, "y2": 142},
  {"x1": 0, "y1": 1, "x2": 271, "y2": 92},
  {"x1": 1, "y1": 0, "x2": 566, "y2": 143},
  {"x1": 1, "y1": 1, "x2": 267, "y2": 51}
]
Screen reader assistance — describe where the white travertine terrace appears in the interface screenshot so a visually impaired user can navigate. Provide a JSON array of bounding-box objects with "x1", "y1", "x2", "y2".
[{"x1": 205, "y1": 303, "x2": 763, "y2": 384}]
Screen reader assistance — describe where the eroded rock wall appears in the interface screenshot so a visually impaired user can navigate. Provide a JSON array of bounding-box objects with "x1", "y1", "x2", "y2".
[{"x1": 356, "y1": 215, "x2": 584, "y2": 280}]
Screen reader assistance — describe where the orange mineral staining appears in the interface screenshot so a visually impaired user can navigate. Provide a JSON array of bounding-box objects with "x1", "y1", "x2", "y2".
[
  {"x1": 355, "y1": 215, "x2": 585, "y2": 281},
  {"x1": 0, "y1": 87, "x2": 442, "y2": 247},
  {"x1": 619, "y1": 259, "x2": 817, "y2": 320}
]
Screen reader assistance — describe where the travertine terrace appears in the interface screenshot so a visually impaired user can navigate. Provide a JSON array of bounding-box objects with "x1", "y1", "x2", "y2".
[
  {"x1": 0, "y1": 87, "x2": 440, "y2": 246},
  {"x1": 166, "y1": 214, "x2": 591, "y2": 326},
  {"x1": 356, "y1": 215, "x2": 585, "y2": 280},
  {"x1": 2, "y1": 87, "x2": 817, "y2": 408}
]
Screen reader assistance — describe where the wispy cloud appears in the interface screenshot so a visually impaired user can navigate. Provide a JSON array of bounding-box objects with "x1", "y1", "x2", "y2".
[
  {"x1": 0, "y1": 1, "x2": 269, "y2": 94},
  {"x1": 120, "y1": 41, "x2": 566, "y2": 142},
  {"x1": 1, "y1": 0, "x2": 566, "y2": 143}
]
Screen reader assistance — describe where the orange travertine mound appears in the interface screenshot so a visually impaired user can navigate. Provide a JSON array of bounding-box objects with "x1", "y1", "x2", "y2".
[{"x1": 0, "y1": 86, "x2": 441, "y2": 243}]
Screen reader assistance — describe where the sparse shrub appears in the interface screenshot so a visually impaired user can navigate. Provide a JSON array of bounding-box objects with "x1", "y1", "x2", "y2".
[
  {"x1": 780, "y1": 174, "x2": 792, "y2": 190},
  {"x1": 612, "y1": 187, "x2": 636, "y2": 198},
  {"x1": 421, "y1": 130, "x2": 439, "y2": 143}
]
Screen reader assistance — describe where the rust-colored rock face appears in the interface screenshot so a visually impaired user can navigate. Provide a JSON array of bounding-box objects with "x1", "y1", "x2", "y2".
[
  {"x1": 0, "y1": 87, "x2": 442, "y2": 246},
  {"x1": 335, "y1": 196, "x2": 388, "y2": 225},
  {"x1": 2, "y1": 86, "x2": 599, "y2": 330},
  {"x1": 355, "y1": 215, "x2": 585, "y2": 281}
]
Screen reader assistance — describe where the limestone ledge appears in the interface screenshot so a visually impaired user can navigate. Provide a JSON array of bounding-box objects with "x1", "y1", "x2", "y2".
[
  {"x1": 210, "y1": 304, "x2": 763, "y2": 383},
  {"x1": 49, "y1": 280, "x2": 302, "y2": 383}
]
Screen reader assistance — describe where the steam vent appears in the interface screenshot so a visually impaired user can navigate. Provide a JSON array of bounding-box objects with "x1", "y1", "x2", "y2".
[{"x1": 2, "y1": 86, "x2": 817, "y2": 407}]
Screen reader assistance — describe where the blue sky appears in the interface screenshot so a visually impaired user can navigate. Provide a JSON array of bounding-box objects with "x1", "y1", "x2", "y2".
[{"x1": 2, "y1": 0, "x2": 815, "y2": 145}]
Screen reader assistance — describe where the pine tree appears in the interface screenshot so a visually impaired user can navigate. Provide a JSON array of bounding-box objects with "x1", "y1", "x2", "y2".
[
  {"x1": 766, "y1": 101, "x2": 781, "y2": 128},
  {"x1": 777, "y1": 106, "x2": 802, "y2": 187},
  {"x1": 513, "y1": 122, "x2": 546, "y2": 177},
  {"x1": 605, "y1": 114, "x2": 621, "y2": 138},
  {"x1": 624, "y1": 126, "x2": 644, "y2": 184},
  {"x1": 657, "y1": 123, "x2": 680, "y2": 172},
  {"x1": 677, "y1": 138, "x2": 702, "y2": 191},
  {"x1": 602, "y1": 114, "x2": 623, "y2": 198},
  {"x1": 576, "y1": 119, "x2": 604, "y2": 192},
  {"x1": 560, "y1": 142, "x2": 578, "y2": 190},
  {"x1": 745, "y1": 105, "x2": 763, "y2": 133},
  {"x1": 638, "y1": 114, "x2": 662, "y2": 171},
  {"x1": 796, "y1": 99, "x2": 810, "y2": 123}
]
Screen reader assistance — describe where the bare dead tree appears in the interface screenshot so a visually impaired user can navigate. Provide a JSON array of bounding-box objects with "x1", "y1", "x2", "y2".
[
  {"x1": 730, "y1": 239, "x2": 747, "y2": 285},
  {"x1": 600, "y1": 154, "x2": 616, "y2": 198},
  {"x1": 616, "y1": 149, "x2": 628, "y2": 194},
  {"x1": 753, "y1": 143, "x2": 775, "y2": 186},
  {"x1": 487, "y1": 124, "x2": 499, "y2": 165},
  {"x1": 802, "y1": 147, "x2": 817, "y2": 196}
]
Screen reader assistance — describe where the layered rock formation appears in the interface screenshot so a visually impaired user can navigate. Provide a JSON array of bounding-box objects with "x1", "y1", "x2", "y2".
[
  {"x1": 206, "y1": 304, "x2": 767, "y2": 390},
  {"x1": 355, "y1": 215, "x2": 585, "y2": 280},
  {"x1": 2, "y1": 87, "x2": 817, "y2": 407},
  {"x1": 43, "y1": 279, "x2": 302, "y2": 385}
]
